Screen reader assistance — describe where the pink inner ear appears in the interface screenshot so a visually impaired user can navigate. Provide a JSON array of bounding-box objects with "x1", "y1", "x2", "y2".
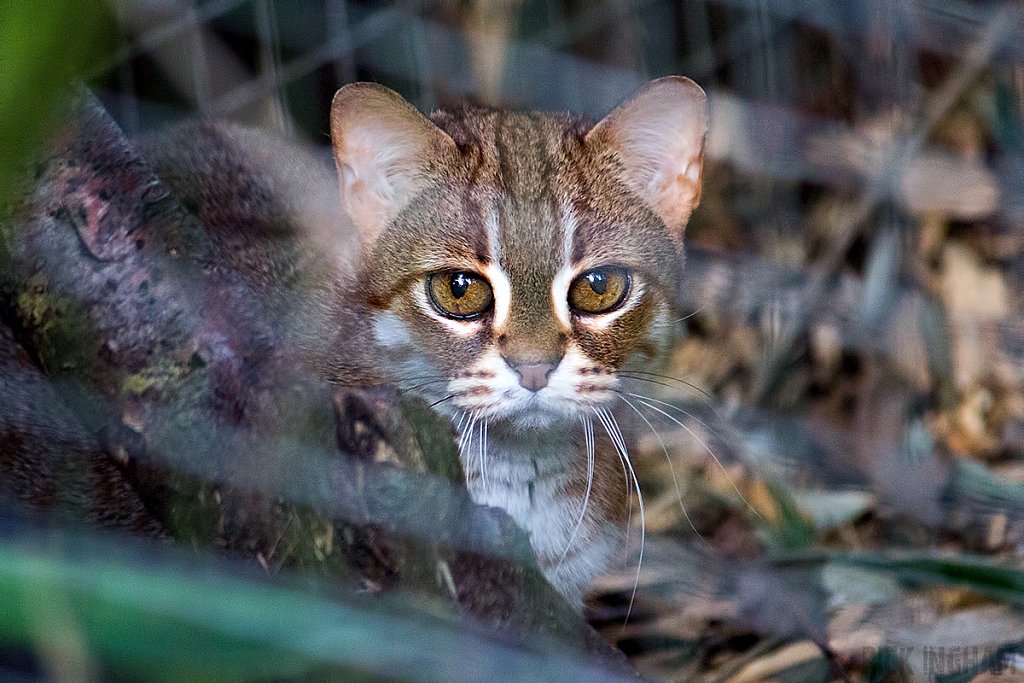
[
  {"x1": 338, "y1": 160, "x2": 394, "y2": 240},
  {"x1": 340, "y1": 164, "x2": 358, "y2": 193},
  {"x1": 655, "y1": 173, "x2": 700, "y2": 229},
  {"x1": 647, "y1": 147, "x2": 703, "y2": 226},
  {"x1": 587, "y1": 77, "x2": 707, "y2": 233},
  {"x1": 331, "y1": 82, "x2": 457, "y2": 244},
  {"x1": 335, "y1": 124, "x2": 424, "y2": 240}
]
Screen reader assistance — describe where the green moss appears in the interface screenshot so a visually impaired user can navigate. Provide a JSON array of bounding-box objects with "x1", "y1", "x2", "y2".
[
  {"x1": 122, "y1": 373, "x2": 156, "y2": 395},
  {"x1": 401, "y1": 397, "x2": 464, "y2": 484},
  {"x1": 123, "y1": 362, "x2": 179, "y2": 395},
  {"x1": 16, "y1": 277, "x2": 61, "y2": 335}
]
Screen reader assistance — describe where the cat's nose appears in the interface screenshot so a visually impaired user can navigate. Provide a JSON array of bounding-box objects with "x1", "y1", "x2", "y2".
[{"x1": 511, "y1": 362, "x2": 556, "y2": 392}]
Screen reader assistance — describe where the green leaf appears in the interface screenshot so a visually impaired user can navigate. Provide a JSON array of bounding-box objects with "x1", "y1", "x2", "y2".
[
  {"x1": 0, "y1": 531, "x2": 634, "y2": 683},
  {"x1": 0, "y1": 2, "x2": 116, "y2": 203},
  {"x1": 836, "y1": 551, "x2": 1024, "y2": 606}
]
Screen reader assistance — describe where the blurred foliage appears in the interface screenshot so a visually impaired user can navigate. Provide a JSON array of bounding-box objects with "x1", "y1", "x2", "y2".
[
  {"x1": 6, "y1": 0, "x2": 1024, "y2": 681},
  {"x1": 0, "y1": 529, "x2": 626, "y2": 683},
  {"x1": 0, "y1": 1, "x2": 115, "y2": 202}
]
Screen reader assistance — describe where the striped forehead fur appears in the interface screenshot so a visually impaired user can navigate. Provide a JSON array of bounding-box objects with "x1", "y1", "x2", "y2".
[{"x1": 359, "y1": 105, "x2": 682, "y2": 311}]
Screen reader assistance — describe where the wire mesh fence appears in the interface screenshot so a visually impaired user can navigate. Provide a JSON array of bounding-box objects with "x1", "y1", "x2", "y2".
[{"x1": 5, "y1": 0, "x2": 1024, "y2": 681}]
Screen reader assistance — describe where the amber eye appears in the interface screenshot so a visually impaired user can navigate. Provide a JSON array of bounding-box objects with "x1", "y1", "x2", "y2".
[
  {"x1": 427, "y1": 271, "x2": 494, "y2": 319},
  {"x1": 568, "y1": 266, "x2": 631, "y2": 315}
]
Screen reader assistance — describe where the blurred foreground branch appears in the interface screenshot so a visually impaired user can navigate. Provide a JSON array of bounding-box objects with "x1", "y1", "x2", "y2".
[{"x1": 0, "y1": 88, "x2": 633, "y2": 681}]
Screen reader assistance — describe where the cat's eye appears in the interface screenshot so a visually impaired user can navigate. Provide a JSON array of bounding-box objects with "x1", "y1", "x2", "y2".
[
  {"x1": 568, "y1": 266, "x2": 631, "y2": 315},
  {"x1": 427, "y1": 271, "x2": 494, "y2": 319}
]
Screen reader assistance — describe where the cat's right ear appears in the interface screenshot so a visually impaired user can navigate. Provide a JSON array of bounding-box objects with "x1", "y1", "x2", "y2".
[
  {"x1": 330, "y1": 83, "x2": 456, "y2": 243},
  {"x1": 586, "y1": 77, "x2": 708, "y2": 238}
]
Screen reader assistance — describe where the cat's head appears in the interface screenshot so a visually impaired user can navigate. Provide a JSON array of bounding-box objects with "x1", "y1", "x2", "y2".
[{"x1": 330, "y1": 78, "x2": 707, "y2": 428}]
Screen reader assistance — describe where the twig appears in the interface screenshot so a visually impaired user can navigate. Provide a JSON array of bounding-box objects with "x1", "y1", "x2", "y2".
[{"x1": 752, "y1": 3, "x2": 1020, "y2": 405}]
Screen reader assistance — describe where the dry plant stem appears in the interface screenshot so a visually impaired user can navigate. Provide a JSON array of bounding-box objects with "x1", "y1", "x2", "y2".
[
  {"x1": 752, "y1": 4, "x2": 1020, "y2": 405},
  {"x1": 704, "y1": 636, "x2": 786, "y2": 683}
]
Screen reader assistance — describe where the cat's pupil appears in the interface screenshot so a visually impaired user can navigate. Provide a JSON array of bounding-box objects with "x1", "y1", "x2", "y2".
[
  {"x1": 586, "y1": 270, "x2": 608, "y2": 295},
  {"x1": 450, "y1": 273, "x2": 471, "y2": 299}
]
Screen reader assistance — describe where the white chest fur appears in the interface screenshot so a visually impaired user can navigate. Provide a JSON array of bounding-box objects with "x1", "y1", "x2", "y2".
[{"x1": 457, "y1": 420, "x2": 620, "y2": 605}]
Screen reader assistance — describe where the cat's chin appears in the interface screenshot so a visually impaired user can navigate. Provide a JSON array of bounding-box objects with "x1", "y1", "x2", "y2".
[
  {"x1": 507, "y1": 409, "x2": 562, "y2": 430},
  {"x1": 467, "y1": 408, "x2": 586, "y2": 432},
  {"x1": 445, "y1": 393, "x2": 610, "y2": 431}
]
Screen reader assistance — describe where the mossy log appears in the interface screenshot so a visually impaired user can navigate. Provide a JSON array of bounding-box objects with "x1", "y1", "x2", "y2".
[{"x1": 0, "y1": 89, "x2": 632, "y2": 675}]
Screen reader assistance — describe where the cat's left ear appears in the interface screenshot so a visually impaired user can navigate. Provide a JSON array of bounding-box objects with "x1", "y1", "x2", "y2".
[
  {"x1": 330, "y1": 83, "x2": 456, "y2": 244},
  {"x1": 587, "y1": 77, "x2": 708, "y2": 236}
]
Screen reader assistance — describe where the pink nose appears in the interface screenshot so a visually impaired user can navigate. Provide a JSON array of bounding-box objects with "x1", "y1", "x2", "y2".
[{"x1": 513, "y1": 362, "x2": 555, "y2": 392}]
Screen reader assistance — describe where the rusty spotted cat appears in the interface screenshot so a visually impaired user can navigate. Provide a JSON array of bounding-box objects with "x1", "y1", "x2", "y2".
[
  {"x1": 328, "y1": 77, "x2": 707, "y2": 604},
  {"x1": 145, "y1": 76, "x2": 707, "y2": 606}
]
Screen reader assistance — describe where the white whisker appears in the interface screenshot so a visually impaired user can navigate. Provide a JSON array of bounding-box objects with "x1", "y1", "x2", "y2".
[
  {"x1": 475, "y1": 419, "x2": 482, "y2": 492},
  {"x1": 623, "y1": 392, "x2": 724, "y2": 441},
  {"x1": 616, "y1": 394, "x2": 709, "y2": 546},
  {"x1": 606, "y1": 415, "x2": 633, "y2": 550},
  {"x1": 618, "y1": 372, "x2": 721, "y2": 413},
  {"x1": 635, "y1": 399, "x2": 762, "y2": 520},
  {"x1": 596, "y1": 407, "x2": 644, "y2": 624},
  {"x1": 675, "y1": 303, "x2": 707, "y2": 322},
  {"x1": 457, "y1": 412, "x2": 478, "y2": 459},
  {"x1": 556, "y1": 414, "x2": 595, "y2": 571},
  {"x1": 480, "y1": 419, "x2": 489, "y2": 495}
]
